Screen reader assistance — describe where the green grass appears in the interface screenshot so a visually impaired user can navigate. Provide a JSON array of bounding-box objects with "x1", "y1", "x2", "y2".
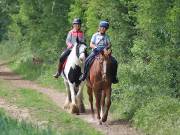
[
  {"x1": 0, "y1": 109, "x2": 58, "y2": 135},
  {"x1": 2, "y1": 41, "x2": 180, "y2": 135},
  {"x1": 0, "y1": 41, "x2": 65, "y2": 92},
  {"x1": 0, "y1": 42, "x2": 102, "y2": 134},
  {"x1": 0, "y1": 79, "x2": 102, "y2": 135},
  {"x1": 133, "y1": 96, "x2": 180, "y2": 135}
]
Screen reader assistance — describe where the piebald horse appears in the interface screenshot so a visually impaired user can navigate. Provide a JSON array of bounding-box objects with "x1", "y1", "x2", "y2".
[
  {"x1": 62, "y1": 42, "x2": 87, "y2": 114},
  {"x1": 87, "y1": 48, "x2": 113, "y2": 124}
]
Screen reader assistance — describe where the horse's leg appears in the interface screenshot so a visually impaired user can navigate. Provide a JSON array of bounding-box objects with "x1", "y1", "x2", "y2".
[
  {"x1": 102, "y1": 87, "x2": 112, "y2": 122},
  {"x1": 76, "y1": 82, "x2": 85, "y2": 113},
  {"x1": 69, "y1": 83, "x2": 79, "y2": 114},
  {"x1": 94, "y1": 89, "x2": 102, "y2": 124},
  {"x1": 87, "y1": 86, "x2": 94, "y2": 117},
  {"x1": 100, "y1": 90, "x2": 106, "y2": 119},
  {"x1": 64, "y1": 80, "x2": 71, "y2": 109}
]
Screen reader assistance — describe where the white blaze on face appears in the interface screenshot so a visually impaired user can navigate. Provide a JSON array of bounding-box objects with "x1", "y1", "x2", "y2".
[
  {"x1": 103, "y1": 60, "x2": 107, "y2": 79},
  {"x1": 79, "y1": 45, "x2": 86, "y2": 62},
  {"x1": 79, "y1": 53, "x2": 85, "y2": 62}
]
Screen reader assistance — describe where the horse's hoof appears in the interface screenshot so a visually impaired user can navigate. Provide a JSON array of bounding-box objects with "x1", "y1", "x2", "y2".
[
  {"x1": 102, "y1": 115, "x2": 107, "y2": 122},
  {"x1": 70, "y1": 104, "x2": 79, "y2": 114},
  {"x1": 98, "y1": 120, "x2": 102, "y2": 125},
  {"x1": 64, "y1": 102, "x2": 70, "y2": 110},
  {"x1": 92, "y1": 113, "x2": 95, "y2": 120},
  {"x1": 103, "y1": 122, "x2": 109, "y2": 127}
]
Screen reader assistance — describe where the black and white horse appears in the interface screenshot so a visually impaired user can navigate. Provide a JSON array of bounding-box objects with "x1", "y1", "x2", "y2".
[{"x1": 62, "y1": 42, "x2": 87, "y2": 114}]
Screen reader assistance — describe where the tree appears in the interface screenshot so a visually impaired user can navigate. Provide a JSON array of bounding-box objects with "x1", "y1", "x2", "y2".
[{"x1": 85, "y1": 0, "x2": 136, "y2": 62}]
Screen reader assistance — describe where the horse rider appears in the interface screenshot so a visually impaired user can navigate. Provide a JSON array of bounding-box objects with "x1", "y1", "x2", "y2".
[
  {"x1": 79, "y1": 20, "x2": 118, "y2": 84},
  {"x1": 53, "y1": 18, "x2": 85, "y2": 78}
]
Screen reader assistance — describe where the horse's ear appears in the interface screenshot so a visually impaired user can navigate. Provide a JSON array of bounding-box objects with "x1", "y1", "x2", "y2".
[
  {"x1": 100, "y1": 50, "x2": 104, "y2": 55},
  {"x1": 103, "y1": 48, "x2": 111, "y2": 56},
  {"x1": 108, "y1": 49, "x2": 112, "y2": 54},
  {"x1": 106, "y1": 46, "x2": 110, "y2": 50}
]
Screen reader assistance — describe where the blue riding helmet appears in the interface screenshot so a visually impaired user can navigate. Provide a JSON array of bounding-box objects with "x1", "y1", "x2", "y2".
[
  {"x1": 99, "y1": 21, "x2": 109, "y2": 29},
  {"x1": 73, "y1": 18, "x2": 81, "y2": 25}
]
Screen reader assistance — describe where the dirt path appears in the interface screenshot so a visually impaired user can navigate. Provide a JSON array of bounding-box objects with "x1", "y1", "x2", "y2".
[
  {"x1": 0, "y1": 61, "x2": 142, "y2": 135},
  {"x1": 0, "y1": 98, "x2": 31, "y2": 121},
  {"x1": 0, "y1": 98, "x2": 50, "y2": 128}
]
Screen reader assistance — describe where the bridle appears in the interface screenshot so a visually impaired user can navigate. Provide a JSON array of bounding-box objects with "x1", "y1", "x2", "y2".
[
  {"x1": 76, "y1": 42, "x2": 87, "y2": 58},
  {"x1": 99, "y1": 49, "x2": 112, "y2": 81}
]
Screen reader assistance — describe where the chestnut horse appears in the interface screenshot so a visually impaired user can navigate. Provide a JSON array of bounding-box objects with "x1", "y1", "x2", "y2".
[{"x1": 86, "y1": 48, "x2": 113, "y2": 124}]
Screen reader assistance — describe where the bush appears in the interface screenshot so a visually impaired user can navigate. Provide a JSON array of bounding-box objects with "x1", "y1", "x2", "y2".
[{"x1": 133, "y1": 96, "x2": 180, "y2": 135}]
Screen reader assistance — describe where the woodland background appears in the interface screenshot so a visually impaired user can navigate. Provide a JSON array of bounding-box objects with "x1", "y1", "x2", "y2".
[{"x1": 0, "y1": 0, "x2": 180, "y2": 135}]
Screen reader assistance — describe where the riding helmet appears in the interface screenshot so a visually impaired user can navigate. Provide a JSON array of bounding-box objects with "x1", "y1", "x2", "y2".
[
  {"x1": 99, "y1": 21, "x2": 109, "y2": 29},
  {"x1": 72, "y1": 18, "x2": 81, "y2": 25}
]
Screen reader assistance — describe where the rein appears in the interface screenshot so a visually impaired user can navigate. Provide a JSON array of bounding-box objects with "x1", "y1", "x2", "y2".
[
  {"x1": 76, "y1": 44, "x2": 80, "y2": 57},
  {"x1": 98, "y1": 49, "x2": 112, "y2": 81}
]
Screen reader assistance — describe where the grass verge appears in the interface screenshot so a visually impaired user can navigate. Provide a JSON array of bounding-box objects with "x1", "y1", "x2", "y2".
[
  {"x1": 0, "y1": 79, "x2": 102, "y2": 135},
  {"x1": 133, "y1": 96, "x2": 180, "y2": 135},
  {"x1": 0, "y1": 108, "x2": 59, "y2": 135}
]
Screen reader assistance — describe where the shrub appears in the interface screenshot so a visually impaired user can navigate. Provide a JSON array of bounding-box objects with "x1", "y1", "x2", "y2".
[{"x1": 133, "y1": 96, "x2": 180, "y2": 135}]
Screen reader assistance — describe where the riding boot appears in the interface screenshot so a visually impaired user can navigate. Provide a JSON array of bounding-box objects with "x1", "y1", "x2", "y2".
[
  {"x1": 111, "y1": 65, "x2": 119, "y2": 84},
  {"x1": 111, "y1": 56, "x2": 119, "y2": 84},
  {"x1": 53, "y1": 62, "x2": 63, "y2": 78},
  {"x1": 79, "y1": 52, "x2": 96, "y2": 81},
  {"x1": 79, "y1": 64, "x2": 88, "y2": 81},
  {"x1": 112, "y1": 77, "x2": 119, "y2": 84}
]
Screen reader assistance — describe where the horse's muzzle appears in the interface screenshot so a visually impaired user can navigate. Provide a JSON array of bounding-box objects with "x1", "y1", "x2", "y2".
[
  {"x1": 102, "y1": 74, "x2": 107, "y2": 81},
  {"x1": 79, "y1": 54, "x2": 86, "y2": 62}
]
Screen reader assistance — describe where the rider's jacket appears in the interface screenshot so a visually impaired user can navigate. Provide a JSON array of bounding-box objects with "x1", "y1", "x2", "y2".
[
  {"x1": 91, "y1": 32, "x2": 110, "y2": 49},
  {"x1": 66, "y1": 28, "x2": 85, "y2": 48}
]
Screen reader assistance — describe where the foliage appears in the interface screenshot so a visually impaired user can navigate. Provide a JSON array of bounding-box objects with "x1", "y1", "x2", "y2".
[
  {"x1": 7, "y1": 0, "x2": 71, "y2": 61},
  {"x1": 0, "y1": 109, "x2": 58, "y2": 135},
  {"x1": 85, "y1": 0, "x2": 136, "y2": 61},
  {"x1": 133, "y1": 96, "x2": 180, "y2": 135},
  {"x1": 0, "y1": 0, "x2": 19, "y2": 41},
  {"x1": 68, "y1": 0, "x2": 87, "y2": 25},
  {"x1": 0, "y1": 0, "x2": 180, "y2": 134}
]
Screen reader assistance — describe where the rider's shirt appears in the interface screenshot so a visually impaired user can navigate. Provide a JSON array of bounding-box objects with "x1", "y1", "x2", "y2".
[
  {"x1": 91, "y1": 32, "x2": 110, "y2": 48},
  {"x1": 66, "y1": 28, "x2": 85, "y2": 48}
]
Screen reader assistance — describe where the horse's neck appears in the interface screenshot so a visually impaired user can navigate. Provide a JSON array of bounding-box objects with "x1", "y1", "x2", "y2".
[
  {"x1": 67, "y1": 45, "x2": 79, "y2": 64},
  {"x1": 92, "y1": 59, "x2": 102, "y2": 74}
]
